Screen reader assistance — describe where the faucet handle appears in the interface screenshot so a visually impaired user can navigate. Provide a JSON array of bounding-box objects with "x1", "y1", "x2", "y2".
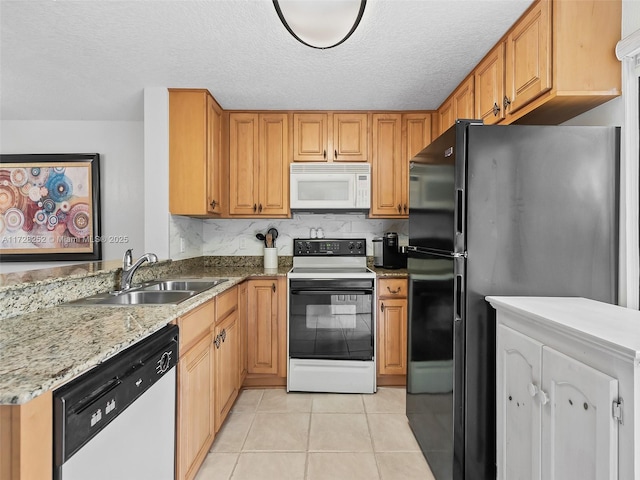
[{"x1": 123, "y1": 249, "x2": 133, "y2": 268}]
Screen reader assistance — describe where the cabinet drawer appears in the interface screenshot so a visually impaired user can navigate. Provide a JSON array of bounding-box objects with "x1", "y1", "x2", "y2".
[
  {"x1": 177, "y1": 299, "x2": 216, "y2": 354},
  {"x1": 378, "y1": 278, "x2": 407, "y2": 299},
  {"x1": 216, "y1": 286, "x2": 238, "y2": 324}
]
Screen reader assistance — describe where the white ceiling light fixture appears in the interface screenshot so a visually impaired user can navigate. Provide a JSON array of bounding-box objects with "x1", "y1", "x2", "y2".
[{"x1": 273, "y1": 0, "x2": 367, "y2": 49}]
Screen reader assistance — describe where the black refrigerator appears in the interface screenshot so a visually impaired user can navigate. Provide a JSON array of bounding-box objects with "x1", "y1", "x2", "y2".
[{"x1": 406, "y1": 120, "x2": 619, "y2": 480}]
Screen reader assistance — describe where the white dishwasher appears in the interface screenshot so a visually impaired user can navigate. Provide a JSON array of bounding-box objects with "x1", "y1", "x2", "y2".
[{"x1": 54, "y1": 324, "x2": 178, "y2": 480}]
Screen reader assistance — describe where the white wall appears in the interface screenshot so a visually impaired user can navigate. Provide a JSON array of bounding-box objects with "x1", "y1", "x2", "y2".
[{"x1": 0, "y1": 120, "x2": 144, "y2": 273}]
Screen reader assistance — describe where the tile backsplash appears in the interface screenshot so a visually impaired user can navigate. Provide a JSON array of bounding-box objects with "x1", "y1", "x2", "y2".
[{"x1": 169, "y1": 214, "x2": 408, "y2": 259}]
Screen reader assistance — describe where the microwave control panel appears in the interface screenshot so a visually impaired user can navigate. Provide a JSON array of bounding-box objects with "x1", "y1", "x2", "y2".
[{"x1": 294, "y1": 238, "x2": 366, "y2": 256}]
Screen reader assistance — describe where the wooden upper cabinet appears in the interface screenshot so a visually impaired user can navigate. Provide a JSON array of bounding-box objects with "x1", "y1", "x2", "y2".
[
  {"x1": 229, "y1": 113, "x2": 259, "y2": 215},
  {"x1": 453, "y1": 76, "x2": 475, "y2": 121},
  {"x1": 229, "y1": 112, "x2": 289, "y2": 217},
  {"x1": 438, "y1": 76, "x2": 474, "y2": 137},
  {"x1": 403, "y1": 113, "x2": 432, "y2": 162},
  {"x1": 333, "y1": 113, "x2": 368, "y2": 161},
  {"x1": 169, "y1": 89, "x2": 224, "y2": 216},
  {"x1": 437, "y1": 98, "x2": 454, "y2": 137},
  {"x1": 293, "y1": 113, "x2": 327, "y2": 161},
  {"x1": 371, "y1": 113, "x2": 404, "y2": 217},
  {"x1": 475, "y1": 42, "x2": 506, "y2": 125},
  {"x1": 504, "y1": 0, "x2": 551, "y2": 115},
  {"x1": 293, "y1": 112, "x2": 368, "y2": 162},
  {"x1": 446, "y1": 0, "x2": 620, "y2": 126}
]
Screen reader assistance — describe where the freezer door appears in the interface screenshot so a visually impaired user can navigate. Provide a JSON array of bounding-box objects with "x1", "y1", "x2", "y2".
[
  {"x1": 406, "y1": 253, "x2": 463, "y2": 479},
  {"x1": 409, "y1": 120, "x2": 475, "y2": 254}
]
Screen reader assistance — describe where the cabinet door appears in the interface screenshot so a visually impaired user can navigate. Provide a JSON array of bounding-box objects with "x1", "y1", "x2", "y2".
[
  {"x1": 504, "y1": 0, "x2": 551, "y2": 115},
  {"x1": 475, "y1": 42, "x2": 505, "y2": 125},
  {"x1": 176, "y1": 333, "x2": 215, "y2": 480},
  {"x1": 293, "y1": 113, "x2": 328, "y2": 161},
  {"x1": 169, "y1": 89, "x2": 211, "y2": 216},
  {"x1": 258, "y1": 113, "x2": 289, "y2": 216},
  {"x1": 333, "y1": 113, "x2": 368, "y2": 162},
  {"x1": 214, "y1": 311, "x2": 239, "y2": 431},
  {"x1": 541, "y1": 347, "x2": 618, "y2": 480},
  {"x1": 229, "y1": 113, "x2": 259, "y2": 215},
  {"x1": 496, "y1": 325, "x2": 543, "y2": 480},
  {"x1": 377, "y1": 298, "x2": 407, "y2": 376},
  {"x1": 403, "y1": 113, "x2": 432, "y2": 216},
  {"x1": 371, "y1": 113, "x2": 403, "y2": 217},
  {"x1": 206, "y1": 95, "x2": 223, "y2": 214},
  {"x1": 238, "y1": 282, "x2": 248, "y2": 386},
  {"x1": 438, "y1": 98, "x2": 454, "y2": 136},
  {"x1": 453, "y1": 76, "x2": 474, "y2": 120},
  {"x1": 247, "y1": 279, "x2": 279, "y2": 374}
]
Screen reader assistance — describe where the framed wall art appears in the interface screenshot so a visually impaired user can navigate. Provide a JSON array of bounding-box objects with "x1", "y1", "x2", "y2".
[{"x1": 0, "y1": 153, "x2": 102, "y2": 261}]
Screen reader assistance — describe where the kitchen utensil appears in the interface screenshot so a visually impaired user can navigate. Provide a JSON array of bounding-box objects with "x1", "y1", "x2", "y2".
[
  {"x1": 256, "y1": 233, "x2": 266, "y2": 246},
  {"x1": 267, "y1": 228, "x2": 279, "y2": 246},
  {"x1": 266, "y1": 233, "x2": 273, "y2": 248}
]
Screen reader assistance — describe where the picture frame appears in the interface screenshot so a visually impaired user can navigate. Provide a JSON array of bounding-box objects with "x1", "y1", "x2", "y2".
[{"x1": 0, "y1": 153, "x2": 102, "y2": 262}]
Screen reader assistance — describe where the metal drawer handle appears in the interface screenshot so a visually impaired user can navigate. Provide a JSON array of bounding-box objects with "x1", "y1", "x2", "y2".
[
  {"x1": 272, "y1": 282, "x2": 276, "y2": 292},
  {"x1": 381, "y1": 302, "x2": 385, "y2": 312},
  {"x1": 387, "y1": 286, "x2": 401, "y2": 294}
]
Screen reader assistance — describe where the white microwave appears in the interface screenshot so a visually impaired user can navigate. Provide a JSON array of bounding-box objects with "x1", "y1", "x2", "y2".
[{"x1": 290, "y1": 163, "x2": 370, "y2": 212}]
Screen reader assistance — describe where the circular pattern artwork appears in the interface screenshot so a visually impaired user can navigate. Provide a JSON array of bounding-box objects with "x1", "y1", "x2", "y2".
[
  {"x1": 67, "y1": 203, "x2": 90, "y2": 238},
  {"x1": 4, "y1": 208, "x2": 25, "y2": 232},
  {"x1": 0, "y1": 160, "x2": 96, "y2": 254}
]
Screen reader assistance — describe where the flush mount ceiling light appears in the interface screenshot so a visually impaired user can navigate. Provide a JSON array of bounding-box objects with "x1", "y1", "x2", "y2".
[{"x1": 273, "y1": 0, "x2": 367, "y2": 49}]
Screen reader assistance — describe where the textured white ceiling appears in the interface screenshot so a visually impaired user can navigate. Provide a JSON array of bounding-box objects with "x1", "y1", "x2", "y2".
[{"x1": 0, "y1": 0, "x2": 534, "y2": 121}]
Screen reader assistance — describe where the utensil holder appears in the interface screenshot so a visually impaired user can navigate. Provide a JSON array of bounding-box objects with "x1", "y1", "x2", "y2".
[{"x1": 264, "y1": 247, "x2": 278, "y2": 271}]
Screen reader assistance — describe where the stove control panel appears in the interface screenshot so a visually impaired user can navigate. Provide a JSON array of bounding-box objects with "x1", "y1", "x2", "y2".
[{"x1": 294, "y1": 238, "x2": 366, "y2": 256}]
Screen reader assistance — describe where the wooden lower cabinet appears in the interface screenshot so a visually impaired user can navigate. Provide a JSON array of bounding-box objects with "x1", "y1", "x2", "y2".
[
  {"x1": 245, "y1": 277, "x2": 287, "y2": 386},
  {"x1": 0, "y1": 391, "x2": 53, "y2": 480},
  {"x1": 377, "y1": 278, "x2": 408, "y2": 386},
  {"x1": 238, "y1": 282, "x2": 248, "y2": 386},
  {"x1": 214, "y1": 287, "x2": 240, "y2": 431},
  {"x1": 175, "y1": 299, "x2": 216, "y2": 480}
]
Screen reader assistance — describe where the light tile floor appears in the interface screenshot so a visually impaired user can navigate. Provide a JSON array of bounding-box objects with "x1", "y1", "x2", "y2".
[{"x1": 195, "y1": 387, "x2": 436, "y2": 480}]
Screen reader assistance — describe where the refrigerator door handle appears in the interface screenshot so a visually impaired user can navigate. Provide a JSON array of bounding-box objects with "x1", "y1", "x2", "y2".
[{"x1": 407, "y1": 246, "x2": 467, "y2": 258}]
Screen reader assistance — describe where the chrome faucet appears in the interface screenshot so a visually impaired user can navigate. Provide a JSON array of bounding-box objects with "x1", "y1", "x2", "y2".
[{"x1": 120, "y1": 249, "x2": 158, "y2": 291}]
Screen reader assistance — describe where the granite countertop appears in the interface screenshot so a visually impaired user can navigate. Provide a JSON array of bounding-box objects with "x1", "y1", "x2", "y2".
[
  {"x1": 0, "y1": 263, "x2": 290, "y2": 405},
  {"x1": 0, "y1": 257, "x2": 404, "y2": 406}
]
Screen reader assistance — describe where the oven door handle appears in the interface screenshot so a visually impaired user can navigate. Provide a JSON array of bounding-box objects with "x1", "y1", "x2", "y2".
[{"x1": 290, "y1": 289, "x2": 374, "y2": 295}]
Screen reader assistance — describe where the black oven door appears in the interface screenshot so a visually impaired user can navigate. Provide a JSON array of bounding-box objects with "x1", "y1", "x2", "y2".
[{"x1": 289, "y1": 278, "x2": 374, "y2": 361}]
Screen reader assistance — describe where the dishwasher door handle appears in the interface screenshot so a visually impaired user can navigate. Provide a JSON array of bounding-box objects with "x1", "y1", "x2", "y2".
[{"x1": 68, "y1": 378, "x2": 121, "y2": 415}]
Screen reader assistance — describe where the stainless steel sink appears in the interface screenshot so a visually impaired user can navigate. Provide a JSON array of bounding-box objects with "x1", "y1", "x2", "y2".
[
  {"x1": 97, "y1": 290, "x2": 197, "y2": 305},
  {"x1": 63, "y1": 278, "x2": 228, "y2": 306},
  {"x1": 139, "y1": 279, "x2": 227, "y2": 293}
]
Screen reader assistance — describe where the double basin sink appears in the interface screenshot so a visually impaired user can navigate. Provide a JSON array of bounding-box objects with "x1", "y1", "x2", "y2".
[{"x1": 66, "y1": 278, "x2": 228, "y2": 306}]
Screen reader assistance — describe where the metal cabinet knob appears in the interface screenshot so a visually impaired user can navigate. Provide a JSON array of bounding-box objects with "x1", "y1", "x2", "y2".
[
  {"x1": 210, "y1": 199, "x2": 217, "y2": 209},
  {"x1": 503, "y1": 95, "x2": 511, "y2": 110},
  {"x1": 492, "y1": 102, "x2": 501, "y2": 116}
]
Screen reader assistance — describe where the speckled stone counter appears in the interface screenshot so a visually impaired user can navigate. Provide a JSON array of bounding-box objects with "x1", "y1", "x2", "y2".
[
  {"x1": 0, "y1": 257, "x2": 290, "y2": 405},
  {"x1": 0, "y1": 254, "x2": 402, "y2": 405}
]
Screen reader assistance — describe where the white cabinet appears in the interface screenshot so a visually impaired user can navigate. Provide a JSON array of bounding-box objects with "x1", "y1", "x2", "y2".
[
  {"x1": 497, "y1": 324, "x2": 618, "y2": 480},
  {"x1": 489, "y1": 297, "x2": 639, "y2": 480}
]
